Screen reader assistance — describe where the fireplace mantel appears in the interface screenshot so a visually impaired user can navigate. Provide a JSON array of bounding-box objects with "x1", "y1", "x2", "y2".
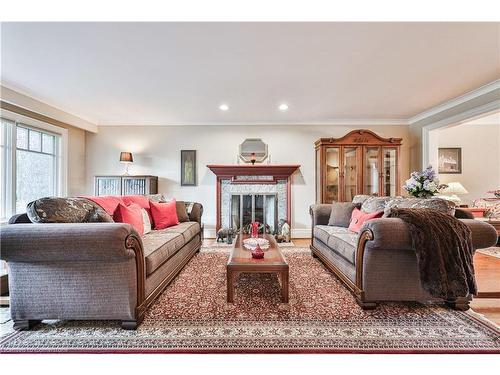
[
  {"x1": 207, "y1": 164, "x2": 301, "y2": 231},
  {"x1": 207, "y1": 164, "x2": 300, "y2": 178}
]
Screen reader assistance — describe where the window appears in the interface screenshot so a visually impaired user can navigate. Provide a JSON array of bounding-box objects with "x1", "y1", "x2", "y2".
[{"x1": 1, "y1": 115, "x2": 64, "y2": 221}]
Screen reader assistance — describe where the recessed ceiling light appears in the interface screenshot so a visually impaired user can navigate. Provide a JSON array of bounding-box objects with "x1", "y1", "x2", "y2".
[
  {"x1": 219, "y1": 104, "x2": 229, "y2": 111},
  {"x1": 279, "y1": 103, "x2": 289, "y2": 111}
]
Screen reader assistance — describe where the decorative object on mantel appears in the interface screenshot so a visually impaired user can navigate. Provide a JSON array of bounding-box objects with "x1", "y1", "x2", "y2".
[
  {"x1": 314, "y1": 129, "x2": 402, "y2": 203},
  {"x1": 250, "y1": 153, "x2": 257, "y2": 165},
  {"x1": 437, "y1": 182, "x2": 468, "y2": 205},
  {"x1": 119, "y1": 152, "x2": 133, "y2": 175},
  {"x1": 94, "y1": 175, "x2": 158, "y2": 196},
  {"x1": 207, "y1": 164, "x2": 300, "y2": 235},
  {"x1": 239, "y1": 138, "x2": 268, "y2": 164},
  {"x1": 402, "y1": 166, "x2": 448, "y2": 199},
  {"x1": 487, "y1": 189, "x2": 500, "y2": 198},
  {"x1": 438, "y1": 147, "x2": 462, "y2": 174},
  {"x1": 181, "y1": 150, "x2": 197, "y2": 186}
]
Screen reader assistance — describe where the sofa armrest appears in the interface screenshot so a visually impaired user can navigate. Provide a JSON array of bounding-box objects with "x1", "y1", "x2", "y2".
[
  {"x1": 309, "y1": 204, "x2": 332, "y2": 226},
  {"x1": 361, "y1": 217, "x2": 498, "y2": 251},
  {"x1": 459, "y1": 219, "x2": 498, "y2": 249},
  {"x1": 189, "y1": 202, "x2": 203, "y2": 224},
  {"x1": 361, "y1": 218, "x2": 413, "y2": 251},
  {"x1": 8, "y1": 213, "x2": 32, "y2": 224},
  {"x1": 0, "y1": 223, "x2": 140, "y2": 262},
  {"x1": 454, "y1": 208, "x2": 474, "y2": 219}
]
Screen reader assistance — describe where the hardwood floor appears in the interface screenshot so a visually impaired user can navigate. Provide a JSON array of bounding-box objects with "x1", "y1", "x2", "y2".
[{"x1": 293, "y1": 238, "x2": 500, "y2": 326}]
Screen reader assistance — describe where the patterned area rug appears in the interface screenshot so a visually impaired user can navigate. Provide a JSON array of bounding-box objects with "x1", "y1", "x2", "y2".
[
  {"x1": 1, "y1": 247, "x2": 499, "y2": 353},
  {"x1": 477, "y1": 247, "x2": 500, "y2": 259}
]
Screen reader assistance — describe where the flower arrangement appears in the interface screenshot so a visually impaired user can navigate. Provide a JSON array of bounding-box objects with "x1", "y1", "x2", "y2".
[
  {"x1": 403, "y1": 166, "x2": 448, "y2": 198},
  {"x1": 486, "y1": 189, "x2": 500, "y2": 198}
]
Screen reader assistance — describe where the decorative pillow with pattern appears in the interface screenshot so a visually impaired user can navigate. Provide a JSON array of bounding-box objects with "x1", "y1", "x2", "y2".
[
  {"x1": 26, "y1": 197, "x2": 114, "y2": 223},
  {"x1": 384, "y1": 197, "x2": 456, "y2": 217},
  {"x1": 360, "y1": 196, "x2": 392, "y2": 213}
]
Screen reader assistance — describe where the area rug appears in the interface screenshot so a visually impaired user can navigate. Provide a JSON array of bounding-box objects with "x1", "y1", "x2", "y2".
[
  {"x1": 1, "y1": 247, "x2": 499, "y2": 353},
  {"x1": 477, "y1": 247, "x2": 500, "y2": 259}
]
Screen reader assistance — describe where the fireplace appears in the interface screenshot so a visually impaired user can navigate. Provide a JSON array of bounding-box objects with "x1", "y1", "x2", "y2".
[
  {"x1": 230, "y1": 193, "x2": 277, "y2": 234},
  {"x1": 207, "y1": 164, "x2": 300, "y2": 234}
]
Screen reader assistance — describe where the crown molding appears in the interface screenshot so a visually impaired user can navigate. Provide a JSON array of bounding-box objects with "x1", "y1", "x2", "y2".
[
  {"x1": 97, "y1": 119, "x2": 408, "y2": 126},
  {"x1": 0, "y1": 84, "x2": 98, "y2": 133},
  {"x1": 408, "y1": 79, "x2": 500, "y2": 125}
]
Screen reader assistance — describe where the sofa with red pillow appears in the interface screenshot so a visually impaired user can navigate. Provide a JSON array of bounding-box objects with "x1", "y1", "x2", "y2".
[
  {"x1": 309, "y1": 195, "x2": 497, "y2": 311},
  {"x1": 1, "y1": 194, "x2": 203, "y2": 331}
]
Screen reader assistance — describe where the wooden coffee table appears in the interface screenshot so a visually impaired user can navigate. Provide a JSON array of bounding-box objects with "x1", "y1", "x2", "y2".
[{"x1": 227, "y1": 234, "x2": 289, "y2": 303}]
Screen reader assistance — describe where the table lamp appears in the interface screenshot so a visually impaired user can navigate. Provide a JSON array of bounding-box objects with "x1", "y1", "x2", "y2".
[
  {"x1": 438, "y1": 182, "x2": 468, "y2": 205},
  {"x1": 120, "y1": 152, "x2": 133, "y2": 175}
]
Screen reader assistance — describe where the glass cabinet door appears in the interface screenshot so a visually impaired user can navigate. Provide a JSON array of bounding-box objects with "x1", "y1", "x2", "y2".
[
  {"x1": 325, "y1": 147, "x2": 340, "y2": 202},
  {"x1": 382, "y1": 148, "x2": 398, "y2": 196},
  {"x1": 343, "y1": 147, "x2": 358, "y2": 202},
  {"x1": 364, "y1": 147, "x2": 380, "y2": 195}
]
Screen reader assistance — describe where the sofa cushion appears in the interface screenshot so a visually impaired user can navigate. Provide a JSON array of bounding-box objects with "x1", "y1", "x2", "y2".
[
  {"x1": 314, "y1": 225, "x2": 359, "y2": 264},
  {"x1": 360, "y1": 196, "x2": 392, "y2": 213},
  {"x1": 163, "y1": 221, "x2": 201, "y2": 243},
  {"x1": 113, "y1": 203, "x2": 144, "y2": 235},
  {"x1": 142, "y1": 230, "x2": 185, "y2": 275},
  {"x1": 141, "y1": 208, "x2": 152, "y2": 235},
  {"x1": 348, "y1": 208, "x2": 384, "y2": 233},
  {"x1": 83, "y1": 195, "x2": 123, "y2": 215},
  {"x1": 328, "y1": 202, "x2": 356, "y2": 227},
  {"x1": 176, "y1": 201, "x2": 190, "y2": 222},
  {"x1": 26, "y1": 197, "x2": 113, "y2": 223},
  {"x1": 384, "y1": 197, "x2": 456, "y2": 217},
  {"x1": 150, "y1": 200, "x2": 180, "y2": 229}
]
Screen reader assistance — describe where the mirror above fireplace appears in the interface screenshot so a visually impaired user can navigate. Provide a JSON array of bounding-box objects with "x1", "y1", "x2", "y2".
[{"x1": 239, "y1": 138, "x2": 268, "y2": 163}]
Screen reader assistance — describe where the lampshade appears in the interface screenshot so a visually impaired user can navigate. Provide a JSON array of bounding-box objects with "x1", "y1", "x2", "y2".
[
  {"x1": 120, "y1": 152, "x2": 133, "y2": 163},
  {"x1": 440, "y1": 182, "x2": 468, "y2": 195}
]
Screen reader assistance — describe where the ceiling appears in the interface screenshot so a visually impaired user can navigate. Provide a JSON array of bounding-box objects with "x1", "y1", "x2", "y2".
[{"x1": 1, "y1": 22, "x2": 499, "y2": 126}]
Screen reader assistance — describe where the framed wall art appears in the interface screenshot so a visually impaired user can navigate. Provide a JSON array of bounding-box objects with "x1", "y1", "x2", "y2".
[
  {"x1": 438, "y1": 148, "x2": 462, "y2": 174},
  {"x1": 181, "y1": 150, "x2": 197, "y2": 186}
]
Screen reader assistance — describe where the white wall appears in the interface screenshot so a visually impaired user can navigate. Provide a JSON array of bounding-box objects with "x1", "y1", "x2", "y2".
[
  {"x1": 85, "y1": 125, "x2": 410, "y2": 237},
  {"x1": 436, "y1": 122, "x2": 500, "y2": 204}
]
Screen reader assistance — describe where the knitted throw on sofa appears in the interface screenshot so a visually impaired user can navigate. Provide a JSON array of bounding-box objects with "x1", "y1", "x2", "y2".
[{"x1": 388, "y1": 207, "x2": 477, "y2": 300}]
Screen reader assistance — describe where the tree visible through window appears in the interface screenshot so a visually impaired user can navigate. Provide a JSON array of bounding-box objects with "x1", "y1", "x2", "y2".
[
  {"x1": 1, "y1": 118, "x2": 61, "y2": 220},
  {"x1": 16, "y1": 125, "x2": 58, "y2": 212}
]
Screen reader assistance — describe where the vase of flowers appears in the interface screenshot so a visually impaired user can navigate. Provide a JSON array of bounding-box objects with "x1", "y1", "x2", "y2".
[{"x1": 403, "y1": 166, "x2": 447, "y2": 198}]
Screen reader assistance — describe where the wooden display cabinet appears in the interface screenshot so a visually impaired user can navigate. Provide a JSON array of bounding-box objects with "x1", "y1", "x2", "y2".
[{"x1": 315, "y1": 129, "x2": 402, "y2": 203}]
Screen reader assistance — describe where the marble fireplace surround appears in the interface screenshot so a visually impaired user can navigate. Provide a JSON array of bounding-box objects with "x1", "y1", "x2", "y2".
[{"x1": 207, "y1": 165, "x2": 301, "y2": 231}]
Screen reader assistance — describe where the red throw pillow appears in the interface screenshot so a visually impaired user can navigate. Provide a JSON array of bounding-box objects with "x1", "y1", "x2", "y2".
[
  {"x1": 348, "y1": 208, "x2": 383, "y2": 233},
  {"x1": 113, "y1": 203, "x2": 144, "y2": 235},
  {"x1": 122, "y1": 195, "x2": 153, "y2": 221},
  {"x1": 149, "y1": 199, "x2": 179, "y2": 229},
  {"x1": 82, "y1": 195, "x2": 123, "y2": 215}
]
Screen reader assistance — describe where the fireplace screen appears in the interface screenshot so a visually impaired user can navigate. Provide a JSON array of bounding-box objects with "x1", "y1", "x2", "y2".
[{"x1": 230, "y1": 194, "x2": 277, "y2": 234}]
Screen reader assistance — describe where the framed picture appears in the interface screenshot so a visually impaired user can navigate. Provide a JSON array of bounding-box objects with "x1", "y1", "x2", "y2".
[
  {"x1": 181, "y1": 150, "x2": 197, "y2": 186},
  {"x1": 438, "y1": 148, "x2": 462, "y2": 174}
]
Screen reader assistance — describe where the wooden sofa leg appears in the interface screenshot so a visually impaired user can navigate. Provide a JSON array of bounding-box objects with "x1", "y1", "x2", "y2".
[
  {"x1": 355, "y1": 297, "x2": 378, "y2": 310},
  {"x1": 13, "y1": 320, "x2": 41, "y2": 331},
  {"x1": 121, "y1": 320, "x2": 138, "y2": 330},
  {"x1": 445, "y1": 297, "x2": 471, "y2": 311}
]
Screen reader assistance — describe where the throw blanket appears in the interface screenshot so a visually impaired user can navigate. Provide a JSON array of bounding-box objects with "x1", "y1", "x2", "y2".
[{"x1": 388, "y1": 208, "x2": 477, "y2": 300}]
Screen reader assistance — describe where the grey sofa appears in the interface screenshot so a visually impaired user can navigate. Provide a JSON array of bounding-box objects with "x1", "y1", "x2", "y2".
[
  {"x1": 310, "y1": 195, "x2": 498, "y2": 310},
  {"x1": 0, "y1": 200, "x2": 203, "y2": 330}
]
